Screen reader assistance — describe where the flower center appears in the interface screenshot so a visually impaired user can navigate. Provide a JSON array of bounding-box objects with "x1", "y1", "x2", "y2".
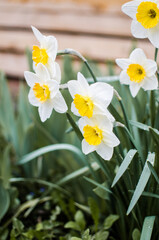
[
  {"x1": 32, "y1": 46, "x2": 49, "y2": 66},
  {"x1": 33, "y1": 83, "x2": 50, "y2": 102},
  {"x1": 136, "y1": 2, "x2": 159, "y2": 29},
  {"x1": 83, "y1": 125, "x2": 103, "y2": 146},
  {"x1": 127, "y1": 64, "x2": 146, "y2": 83},
  {"x1": 73, "y1": 94, "x2": 94, "y2": 118}
]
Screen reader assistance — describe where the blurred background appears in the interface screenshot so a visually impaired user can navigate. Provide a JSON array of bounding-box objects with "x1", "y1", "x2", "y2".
[{"x1": 0, "y1": 0, "x2": 155, "y2": 92}]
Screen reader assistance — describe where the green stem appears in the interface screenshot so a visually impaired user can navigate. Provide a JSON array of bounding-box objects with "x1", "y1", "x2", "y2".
[
  {"x1": 57, "y1": 48, "x2": 97, "y2": 83},
  {"x1": 119, "y1": 99, "x2": 132, "y2": 133},
  {"x1": 155, "y1": 48, "x2": 158, "y2": 62}
]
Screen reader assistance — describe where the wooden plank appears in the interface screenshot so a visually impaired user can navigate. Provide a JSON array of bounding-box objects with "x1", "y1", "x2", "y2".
[
  {"x1": 0, "y1": 34, "x2": 154, "y2": 78},
  {"x1": 0, "y1": 30, "x2": 154, "y2": 62},
  {"x1": 0, "y1": 10, "x2": 131, "y2": 38},
  {"x1": 0, "y1": 1, "x2": 126, "y2": 15}
]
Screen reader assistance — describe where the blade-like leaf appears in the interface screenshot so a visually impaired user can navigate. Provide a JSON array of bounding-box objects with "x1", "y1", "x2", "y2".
[
  {"x1": 130, "y1": 120, "x2": 149, "y2": 131},
  {"x1": 127, "y1": 153, "x2": 155, "y2": 215},
  {"x1": 84, "y1": 177, "x2": 112, "y2": 194},
  {"x1": 147, "y1": 161, "x2": 159, "y2": 184},
  {"x1": 18, "y1": 144, "x2": 85, "y2": 165},
  {"x1": 140, "y1": 216, "x2": 155, "y2": 240},
  {"x1": 112, "y1": 149, "x2": 137, "y2": 187},
  {"x1": 0, "y1": 180, "x2": 10, "y2": 220},
  {"x1": 57, "y1": 163, "x2": 99, "y2": 185},
  {"x1": 149, "y1": 127, "x2": 159, "y2": 145}
]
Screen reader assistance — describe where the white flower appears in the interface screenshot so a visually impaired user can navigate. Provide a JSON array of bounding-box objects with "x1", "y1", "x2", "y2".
[
  {"x1": 68, "y1": 72, "x2": 114, "y2": 121},
  {"x1": 31, "y1": 26, "x2": 59, "y2": 79},
  {"x1": 24, "y1": 63, "x2": 68, "y2": 122},
  {"x1": 122, "y1": 0, "x2": 159, "y2": 48},
  {"x1": 78, "y1": 115, "x2": 120, "y2": 160},
  {"x1": 116, "y1": 48, "x2": 158, "y2": 97}
]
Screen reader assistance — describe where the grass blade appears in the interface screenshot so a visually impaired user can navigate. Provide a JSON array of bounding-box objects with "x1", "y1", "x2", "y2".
[
  {"x1": 84, "y1": 176, "x2": 113, "y2": 194},
  {"x1": 147, "y1": 161, "x2": 159, "y2": 184},
  {"x1": 57, "y1": 163, "x2": 99, "y2": 185},
  {"x1": 112, "y1": 149, "x2": 137, "y2": 187},
  {"x1": 17, "y1": 144, "x2": 85, "y2": 165},
  {"x1": 127, "y1": 153, "x2": 155, "y2": 215},
  {"x1": 140, "y1": 216, "x2": 155, "y2": 240},
  {"x1": 130, "y1": 120, "x2": 149, "y2": 131}
]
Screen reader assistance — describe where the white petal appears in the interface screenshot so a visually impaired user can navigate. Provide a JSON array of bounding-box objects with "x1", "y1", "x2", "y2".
[
  {"x1": 36, "y1": 63, "x2": 50, "y2": 82},
  {"x1": 89, "y1": 82, "x2": 114, "y2": 106},
  {"x1": 129, "y1": 83, "x2": 141, "y2": 97},
  {"x1": 38, "y1": 101, "x2": 54, "y2": 122},
  {"x1": 71, "y1": 102, "x2": 80, "y2": 116},
  {"x1": 103, "y1": 131, "x2": 120, "y2": 147},
  {"x1": 44, "y1": 36, "x2": 58, "y2": 60},
  {"x1": 116, "y1": 58, "x2": 131, "y2": 70},
  {"x1": 142, "y1": 75, "x2": 158, "y2": 91},
  {"x1": 131, "y1": 20, "x2": 148, "y2": 39},
  {"x1": 31, "y1": 26, "x2": 44, "y2": 43},
  {"x1": 96, "y1": 142, "x2": 114, "y2": 161},
  {"x1": 148, "y1": 26, "x2": 159, "y2": 48},
  {"x1": 122, "y1": 0, "x2": 139, "y2": 19},
  {"x1": 129, "y1": 48, "x2": 147, "y2": 63},
  {"x1": 77, "y1": 72, "x2": 89, "y2": 89},
  {"x1": 102, "y1": 109, "x2": 115, "y2": 122},
  {"x1": 82, "y1": 139, "x2": 96, "y2": 155},
  {"x1": 52, "y1": 92, "x2": 68, "y2": 113},
  {"x1": 28, "y1": 89, "x2": 40, "y2": 107},
  {"x1": 78, "y1": 117, "x2": 87, "y2": 134},
  {"x1": 93, "y1": 114, "x2": 113, "y2": 131},
  {"x1": 24, "y1": 71, "x2": 40, "y2": 87},
  {"x1": 144, "y1": 60, "x2": 157, "y2": 76},
  {"x1": 47, "y1": 80, "x2": 59, "y2": 99},
  {"x1": 52, "y1": 62, "x2": 61, "y2": 83},
  {"x1": 119, "y1": 70, "x2": 131, "y2": 85}
]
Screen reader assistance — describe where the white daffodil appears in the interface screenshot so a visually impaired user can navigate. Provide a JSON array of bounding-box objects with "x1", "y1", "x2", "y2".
[
  {"x1": 122, "y1": 0, "x2": 159, "y2": 48},
  {"x1": 116, "y1": 48, "x2": 158, "y2": 97},
  {"x1": 31, "y1": 26, "x2": 59, "y2": 79},
  {"x1": 78, "y1": 115, "x2": 120, "y2": 160},
  {"x1": 68, "y1": 72, "x2": 114, "y2": 121},
  {"x1": 24, "y1": 63, "x2": 68, "y2": 122}
]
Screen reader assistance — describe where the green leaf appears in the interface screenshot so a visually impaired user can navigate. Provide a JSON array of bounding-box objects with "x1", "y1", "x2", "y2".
[
  {"x1": 64, "y1": 221, "x2": 81, "y2": 231},
  {"x1": 140, "y1": 216, "x2": 155, "y2": 240},
  {"x1": 104, "y1": 215, "x2": 119, "y2": 230},
  {"x1": 112, "y1": 149, "x2": 137, "y2": 187},
  {"x1": 82, "y1": 229, "x2": 91, "y2": 240},
  {"x1": 95, "y1": 231, "x2": 109, "y2": 240},
  {"x1": 1, "y1": 144, "x2": 12, "y2": 188},
  {"x1": 84, "y1": 177, "x2": 112, "y2": 194},
  {"x1": 149, "y1": 127, "x2": 159, "y2": 145},
  {"x1": 0, "y1": 180, "x2": 10, "y2": 220},
  {"x1": 127, "y1": 153, "x2": 155, "y2": 215},
  {"x1": 66, "y1": 113, "x2": 83, "y2": 141},
  {"x1": 147, "y1": 161, "x2": 159, "y2": 184},
  {"x1": 132, "y1": 228, "x2": 141, "y2": 240},
  {"x1": 88, "y1": 197, "x2": 99, "y2": 230},
  {"x1": 130, "y1": 120, "x2": 149, "y2": 131},
  {"x1": 18, "y1": 144, "x2": 85, "y2": 165},
  {"x1": 75, "y1": 210, "x2": 86, "y2": 231},
  {"x1": 57, "y1": 163, "x2": 99, "y2": 185},
  {"x1": 71, "y1": 238, "x2": 82, "y2": 240},
  {"x1": 93, "y1": 182, "x2": 109, "y2": 200}
]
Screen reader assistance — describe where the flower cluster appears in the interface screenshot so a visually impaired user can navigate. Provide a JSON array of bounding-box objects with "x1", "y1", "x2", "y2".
[
  {"x1": 116, "y1": 0, "x2": 159, "y2": 97},
  {"x1": 24, "y1": 26, "x2": 67, "y2": 122},
  {"x1": 24, "y1": 27, "x2": 120, "y2": 160},
  {"x1": 68, "y1": 72, "x2": 120, "y2": 160}
]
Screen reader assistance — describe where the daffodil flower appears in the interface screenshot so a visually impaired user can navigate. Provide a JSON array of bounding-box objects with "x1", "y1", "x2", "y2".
[
  {"x1": 116, "y1": 48, "x2": 158, "y2": 97},
  {"x1": 24, "y1": 63, "x2": 68, "y2": 122},
  {"x1": 122, "y1": 0, "x2": 159, "y2": 48},
  {"x1": 68, "y1": 72, "x2": 114, "y2": 121},
  {"x1": 32, "y1": 26, "x2": 59, "y2": 79},
  {"x1": 78, "y1": 115, "x2": 120, "y2": 160}
]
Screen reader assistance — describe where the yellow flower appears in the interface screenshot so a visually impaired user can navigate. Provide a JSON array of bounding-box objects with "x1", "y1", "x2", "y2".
[
  {"x1": 116, "y1": 48, "x2": 158, "y2": 97},
  {"x1": 122, "y1": 0, "x2": 159, "y2": 48},
  {"x1": 79, "y1": 115, "x2": 120, "y2": 160},
  {"x1": 68, "y1": 72, "x2": 114, "y2": 121}
]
